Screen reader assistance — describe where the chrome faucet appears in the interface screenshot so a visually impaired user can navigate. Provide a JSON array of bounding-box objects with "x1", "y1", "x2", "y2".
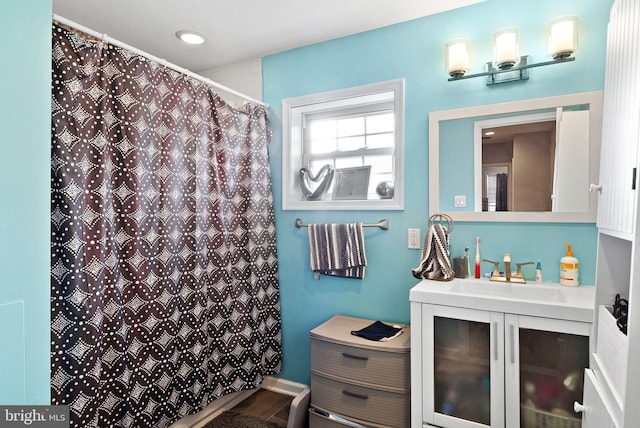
[{"x1": 483, "y1": 254, "x2": 534, "y2": 283}]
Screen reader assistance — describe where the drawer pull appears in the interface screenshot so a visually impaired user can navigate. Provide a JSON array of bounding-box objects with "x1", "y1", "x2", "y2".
[
  {"x1": 493, "y1": 322, "x2": 498, "y2": 361},
  {"x1": 510, "y1": 324, "x2": 515, "y2": 364},
  {"x1": 342, "y1": 390, "x2": 369, "y2": 400},
  {"x1": 342, "y1": 352, "x2": 369, "y2": 361}
]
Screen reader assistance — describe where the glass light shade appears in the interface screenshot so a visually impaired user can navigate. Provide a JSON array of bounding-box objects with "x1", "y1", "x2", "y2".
[
  {"x1": 493, "y1": 29, "x2": 519, "y2": 70},
  {"x1": 549, "y1": 17, "x2": 578, "y2": 60},
  {"x1": 446, "y1": 40, "x2": 470, "y2": 78}
]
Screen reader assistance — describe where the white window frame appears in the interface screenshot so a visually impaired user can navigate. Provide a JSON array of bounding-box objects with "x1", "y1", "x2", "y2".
[{"x1": 282, "y1": 79, "x2": 404, "y2": 210}]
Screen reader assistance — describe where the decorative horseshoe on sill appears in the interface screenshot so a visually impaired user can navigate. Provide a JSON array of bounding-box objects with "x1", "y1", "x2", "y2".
[{"x1": 298, "y1": 165, "x2": 334, "y2": 200}]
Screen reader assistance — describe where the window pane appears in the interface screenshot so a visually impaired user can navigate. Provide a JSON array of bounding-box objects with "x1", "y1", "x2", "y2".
[
  {"x1": 366, "y1": 113, "x2": 394, "y2": 134},
  {"x1": 335, "y1": 157, "x2": 363, "y2": 169},
  {"x1": 337, "y1": 117, "x2": 365, "y2": 137},
  {"x1": 364, "y1": 155, "x2": 393, "y2": 174},
  {"x1": 370, "y1": 172, "x2": 394, "y2": 188},
  {"x1": 338, "y1": 136, "x2": 365, "y2": 151},
  {"x1": 309, "y1": 119, "x2": 336, "y2": 140},
  {"x1": 310, "y1": 138, "x2": 337, "y2": 154},
  {"x1": 309, "y1": 159, "x2": 334, "y2": 172},
  {"x1": 366, "y1": 133, "x2": 394, "y2": 149}
]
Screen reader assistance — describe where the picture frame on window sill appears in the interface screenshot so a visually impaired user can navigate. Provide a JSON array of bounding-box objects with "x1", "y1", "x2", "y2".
[{"x1": 332, "y1": 166, "x2": 371, "y2": 200}]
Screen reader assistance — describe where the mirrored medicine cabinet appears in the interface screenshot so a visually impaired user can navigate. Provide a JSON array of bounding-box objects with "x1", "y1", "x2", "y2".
[{"x1": 429, "y1": 91, "x2": 603, "y2": 223}]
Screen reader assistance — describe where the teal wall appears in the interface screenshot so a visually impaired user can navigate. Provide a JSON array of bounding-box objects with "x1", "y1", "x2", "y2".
[
  {"x1": 263, "y1": 0, "x2": 612, "y2": 385},
  {"x1": 0, "y1": 0, "x2": 52, "y2": 404},
  {"x1": 0, "y1": 0, "x2": 613, "y2": 403}
]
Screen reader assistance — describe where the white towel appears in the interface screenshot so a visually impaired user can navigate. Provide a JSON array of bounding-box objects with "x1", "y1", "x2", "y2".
[
  {"x1": 308, "y1": 223, "x2": 367, "y2": 279},
  {"x1": 412, "y1": 224, "x2": 454, "y2": 281}
]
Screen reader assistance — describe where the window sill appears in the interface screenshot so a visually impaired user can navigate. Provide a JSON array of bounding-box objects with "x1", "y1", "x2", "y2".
[{"x1": 282, "y1": 198, "x2": 403, "y2": 211}]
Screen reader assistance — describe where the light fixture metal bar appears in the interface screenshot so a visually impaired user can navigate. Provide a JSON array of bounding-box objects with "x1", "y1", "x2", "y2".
[
  {"x1": 486, "y1": 56, "x2": 531, "y2": 85},
  {"x1": 448, "y1": 55, "x2": 575, "y2": 83}
]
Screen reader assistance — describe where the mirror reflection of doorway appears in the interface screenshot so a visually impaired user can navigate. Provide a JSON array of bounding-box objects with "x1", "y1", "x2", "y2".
[
  {"x1": 480, "y1": 115, "x2": 556, "y2": 212},
  {"x1": 482, "y1": 165, "x2": 510, "y2": 211},
  {"x1": 477, "y1": 109, "x2": 590, "y2": 213}
]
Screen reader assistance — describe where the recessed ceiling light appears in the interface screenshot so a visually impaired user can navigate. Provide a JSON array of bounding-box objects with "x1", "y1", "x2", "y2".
[
  {"x1": 175, "y1": 30, "x2": 206, "y2": 45},
  {"x1": 484, "y1": 131, "x2": 496, "y2": 136}
]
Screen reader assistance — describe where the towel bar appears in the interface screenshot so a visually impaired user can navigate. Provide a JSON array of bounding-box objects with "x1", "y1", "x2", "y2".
[{"x1": 295, "y1": 218, "x2": 389, "y2": 230}]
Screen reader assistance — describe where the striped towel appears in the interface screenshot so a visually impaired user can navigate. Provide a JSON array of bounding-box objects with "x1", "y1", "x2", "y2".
[
  {"x1": 412, "y1": 224, "x2": 454, "y2": 281},
  {"x1": 308, "y1": 223, "x2": 367, "y2": 279}
]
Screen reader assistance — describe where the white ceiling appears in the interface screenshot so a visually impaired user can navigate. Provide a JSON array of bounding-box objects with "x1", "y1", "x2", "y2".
[{"x1": 52, "y1": 0, "x2": 484, "y2": 73}]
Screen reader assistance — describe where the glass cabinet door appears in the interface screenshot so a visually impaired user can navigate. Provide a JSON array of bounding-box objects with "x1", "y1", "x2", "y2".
[
  {"x1": 423, "y1": 305, "x2": 504, "y2": 428},
  {"x1": 505, "y1": 315, "x2": 590, "y2": 428}
]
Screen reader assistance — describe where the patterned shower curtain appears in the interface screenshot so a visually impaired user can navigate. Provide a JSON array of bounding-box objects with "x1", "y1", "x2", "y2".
[{"x1": 50, "y1": 24, "x2": 282, "y2": 427}]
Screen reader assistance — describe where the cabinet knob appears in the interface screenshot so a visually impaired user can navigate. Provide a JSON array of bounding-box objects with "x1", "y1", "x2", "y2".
[
  {"x1": 589, "y1": 183, "x2": 602, "y2": 193},
  {"x1": 573, "y1": 401, "x2": 585, "y2": 413}
]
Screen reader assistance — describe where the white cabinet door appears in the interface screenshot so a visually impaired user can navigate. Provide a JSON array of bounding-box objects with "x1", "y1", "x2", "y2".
[
  {"x1": 596, "y1": 0, "x2": 640, "y2": 235},
  {"x1": 504, "y1": 314, "x2": 591, "y2": 428},
  {"x1": 414, "y1": 303, "x2": 592, "y2": 428},
  {"x1": 553, "y1": 109, "x2": 590, "y2": 213},
  {"x1": 581, "y1": 369, "x2": 618, "y2": 428},
  {"x1": 422, "y1": 304, "x2": 504, "y2": 428}
]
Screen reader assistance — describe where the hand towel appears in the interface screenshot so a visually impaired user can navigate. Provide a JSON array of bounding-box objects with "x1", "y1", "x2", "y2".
[
  {"x1": 351, "y1": 321, "x2": 403, "y2": 341},
  {"x1": 308, "y1": 223, "x2": 367, "y2": 279},
  {"x1": 412, "y1": 223, "x2": 455, "y2": 281}
]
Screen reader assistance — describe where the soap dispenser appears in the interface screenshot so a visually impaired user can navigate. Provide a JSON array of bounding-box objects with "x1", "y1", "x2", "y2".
[{"x1": 560, "y1": 244, "x2": 579, "y2": 286}]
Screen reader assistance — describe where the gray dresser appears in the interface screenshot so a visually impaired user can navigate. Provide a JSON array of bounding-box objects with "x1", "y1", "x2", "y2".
[{"x1": 309, "y1": 315, "x2": 411, "y2": 428}]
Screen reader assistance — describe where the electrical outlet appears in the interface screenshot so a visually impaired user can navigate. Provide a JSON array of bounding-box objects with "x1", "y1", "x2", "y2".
[{"x1": 408, "y1": 229, "x2": 421, "y2": 249}]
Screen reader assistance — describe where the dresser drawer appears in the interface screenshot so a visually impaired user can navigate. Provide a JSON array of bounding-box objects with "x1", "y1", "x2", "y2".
[
  {"x1": 311, "y1": 373, "x2": 409, "y2": 428},
  {"x1": 309, "y1": 407, "x2": 391, "y2": 428},
  {"x1": 311, "y1": 338, "x2": 409, "y2": 392}
]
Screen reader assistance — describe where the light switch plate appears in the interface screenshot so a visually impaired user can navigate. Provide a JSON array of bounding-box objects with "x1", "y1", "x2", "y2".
[
  {"x1": 408, "y1": 229, "x2": 421, "y2": 249},
  {"x1": 454, "y1": 195, "x2": 466, "y2": 208}
]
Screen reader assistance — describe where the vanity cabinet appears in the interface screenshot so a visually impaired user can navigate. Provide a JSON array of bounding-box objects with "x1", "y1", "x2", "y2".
[
  {"x1": 410, "y1": 279, "x2": 594, "y2": 428},
  {"x1": 583, "y1": 0, "x2": 640, "y2": 427}
]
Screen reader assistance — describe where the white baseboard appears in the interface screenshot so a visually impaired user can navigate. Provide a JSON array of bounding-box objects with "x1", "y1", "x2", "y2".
[{"x1": 260, "y1": 375, "x2": 309, "y2": 397}]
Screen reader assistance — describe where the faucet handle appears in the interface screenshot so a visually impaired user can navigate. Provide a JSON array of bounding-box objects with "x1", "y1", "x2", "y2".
[
  {"x1": 514, "y1": 262, "x2": 534, "y2": 278},
  {"x1": 482, "y1": 259, "x2": 501, "y2": 277},
  {"x1": 516, "y1": 262, "x2": 535, "y2": 267}
]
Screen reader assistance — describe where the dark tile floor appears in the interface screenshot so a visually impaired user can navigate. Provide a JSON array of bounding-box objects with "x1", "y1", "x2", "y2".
[
  {"x1": 204, "y1": 389, "x2": 293, "y2": 428},
  {"x1": 233, "y1": 389, "x2": 293, "y2": 426}
]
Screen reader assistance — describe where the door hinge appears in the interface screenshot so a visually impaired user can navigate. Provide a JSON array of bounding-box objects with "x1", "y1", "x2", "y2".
[{"x1": 633, "y1": 167, "x2": 637, "y2": 190}]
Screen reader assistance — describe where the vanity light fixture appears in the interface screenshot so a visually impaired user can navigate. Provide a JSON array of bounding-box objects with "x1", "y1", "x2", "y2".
[
  {"x1": 549, "y1": 16, "x2": 578, "y2": 60},
  {"x1": 447, "y1": 17, "x2": 578, "y2": 85},
  {"x1": 446, "y1": 40, "x2": 470, "y2": 78},
  {"x1": 175, "y1": 30, "x2": 206, "y2": 45},
  {"x1": 494, "y1": 28, "x2": 519, "y2": 70}
]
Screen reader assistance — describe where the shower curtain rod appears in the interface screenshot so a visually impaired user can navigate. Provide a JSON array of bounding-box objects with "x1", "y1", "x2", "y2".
[{"x1": 52, "y1": 14, "x2": 268, "y2": 107}]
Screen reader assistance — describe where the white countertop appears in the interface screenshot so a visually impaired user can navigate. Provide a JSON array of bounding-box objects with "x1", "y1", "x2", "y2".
[{"x1": 409, "y1": 278, "x2": 595, "y2": 323}]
